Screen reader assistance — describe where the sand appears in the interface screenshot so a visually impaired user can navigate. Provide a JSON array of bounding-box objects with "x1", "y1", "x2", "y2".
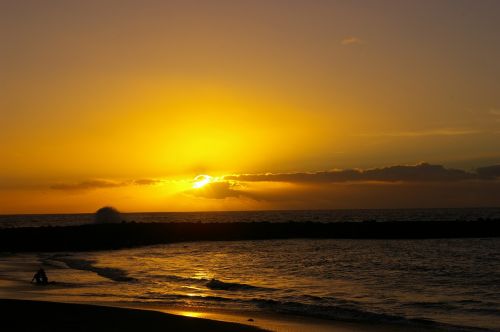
[
  {"x1": 1, "y1": 298, "x2": 442, "y2": 332},
  {"x1": 0, "y1": 299, "x2": 266, "y2": 332}
]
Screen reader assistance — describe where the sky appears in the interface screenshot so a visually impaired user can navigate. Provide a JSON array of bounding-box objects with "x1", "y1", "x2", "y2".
[{"x1": 1, "y1": 0, "x2": 499, "y2": 213}]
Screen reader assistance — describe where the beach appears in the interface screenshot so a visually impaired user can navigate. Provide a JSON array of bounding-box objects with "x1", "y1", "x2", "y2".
[
  {"x1": 0, "y1": 249, "x2": 445, "y2": 332},
  {"x1": 0, "y1": 299, "x2": 266, "y2": 332},
  {"x1": 2, "y1": 297, "x2": 448, "y2": 332},
  {"x1": 0, "y1": 275, "x2": 427, "y2": 332},
  {"x1": 2, "y1": 235, "x2": 498, "y2": 331},
  {"x1": 1, "y1": 298, "x2": 429, "y2": 332}
]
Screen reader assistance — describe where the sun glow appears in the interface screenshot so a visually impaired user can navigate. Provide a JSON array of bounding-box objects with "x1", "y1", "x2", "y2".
[
  {"x1": 170, "y1": 310, "x2": 205, "y2": 318},
  {"x1": 192, "y1": 175, "x2": 212, "y2": 189}
]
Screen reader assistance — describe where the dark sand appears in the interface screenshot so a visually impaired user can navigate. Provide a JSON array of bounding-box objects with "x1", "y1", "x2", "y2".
[{"x1": 0, "y1": 299, "x2": 266, "y2": 332}]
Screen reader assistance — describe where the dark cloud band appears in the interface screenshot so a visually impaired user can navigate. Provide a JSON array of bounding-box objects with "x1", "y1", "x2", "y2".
[{"x1": 224, "y1": 163, "x2": 500, "y2": 183}]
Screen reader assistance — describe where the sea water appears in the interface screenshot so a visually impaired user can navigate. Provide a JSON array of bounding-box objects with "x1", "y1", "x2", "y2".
[{"x1": 1, "y1": 208, "x2": 500, "y2": 228}]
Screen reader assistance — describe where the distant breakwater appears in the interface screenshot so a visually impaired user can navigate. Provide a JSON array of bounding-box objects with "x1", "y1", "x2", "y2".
[{"x1": 0, "y1": 220, "x2": 499, "y2": 252}]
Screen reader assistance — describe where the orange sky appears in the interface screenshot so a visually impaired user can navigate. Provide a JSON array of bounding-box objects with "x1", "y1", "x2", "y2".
[{"x1": 1, "y1": 1, "x2": 499, "y2": 213}]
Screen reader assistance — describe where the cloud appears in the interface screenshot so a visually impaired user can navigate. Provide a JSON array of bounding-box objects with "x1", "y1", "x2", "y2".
[
  {"x1": 341, "y1": 36, "x2": 364, "y2": 45},
  {"x1": 489, "y1": 108, "x2": 500, "y2": 116},
  {"x1": 359, "y1": 128, "x2": 480, "y2": 137},
  {"x1": 220, "y1": 163, "x2": 500, "y2": 208},
  {"x1": 225, "y1": 163, "x2": 500, "y2": 184},
  {"x1": 51, "y1": 178, "x2": 161, "y2": 191},
  {"x1": 42, "y1": 163, "x2": 500, "y2": 209},
  {"x1": 51, "y1": 180, "x2": 126, "y2": 191},
  {"x1": 241, "y1": 180, "x2": 500, "y2": 210},
  {"x1": 490, "y1": 109, "x2": 500, "y2": 122},
  {"x1": 476, "y1": 165, "x2": 500, "y2": 178},
  {"x1": 133, "y1": 179, "x2": 161, "y2": 186},
  {"x1": 188, "y1": 181, "x2": 245, "y2": 199}
]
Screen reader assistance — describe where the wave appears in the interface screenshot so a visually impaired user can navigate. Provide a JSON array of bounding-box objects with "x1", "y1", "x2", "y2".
[
  {"x1": 146, "y1": 274, "x2": 272, "y2": 292},
  {"x1": 48, "y1": 256, "x2": 136, "y2": 282},
  {"x1": 138, "y1": 292, "x2": 232, "y2": 304},
  {"x1": 205, "y1": 278, "x2": 268, "y2": 291},
  {"x1": 148, "y1": 274, "x2": 208, "y2": 284},
  {"x1": 404, "y1": 300, "x2": 500, "y2": 316},
  {"x1": 45, "y1": 257, "x2": 266, "y2": 293},
  {"x1": 116, "y1": 293, "x2": 491, "y2": 332},
  {"x1": 252, "y1": 299, "x2": 494, "y2": 331}
]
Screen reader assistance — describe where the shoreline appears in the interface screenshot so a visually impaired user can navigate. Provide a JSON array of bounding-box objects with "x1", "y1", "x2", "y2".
[
  {"x1": 0, "y1": 297, "x2": 443, "y2": 332},
  {"x1": 0, "y1": 270, "x2": 450, "y2": 332},
  {"x1": 114, "y1": 302, "x2": 446, "y2": 332},
  {"x1": 0, "y1": 271, "x2": 484, "y2": 332},
  {"x1": 0, "y1": 298, "x2": 266, "y2": 332}
]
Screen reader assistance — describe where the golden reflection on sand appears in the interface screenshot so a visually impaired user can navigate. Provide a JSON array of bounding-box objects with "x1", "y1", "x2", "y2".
[{"x1": 171, "y1": 310, "x2": 206, "y2": 318}]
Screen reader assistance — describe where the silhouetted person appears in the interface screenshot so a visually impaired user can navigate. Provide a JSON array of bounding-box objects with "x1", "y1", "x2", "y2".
[{"x1": 31, "y1": 268, "x2": 48, "y2": 285}]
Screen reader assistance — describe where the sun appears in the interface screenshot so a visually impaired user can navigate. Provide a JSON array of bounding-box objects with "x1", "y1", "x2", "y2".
[{"x1": 192, "y1": 175, "x2": 212, "y2": 189}]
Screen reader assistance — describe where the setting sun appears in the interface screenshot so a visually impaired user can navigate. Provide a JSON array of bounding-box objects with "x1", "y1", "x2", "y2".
[{"x1": 192, "y1": 175, "x2": 212, "y2": 189}]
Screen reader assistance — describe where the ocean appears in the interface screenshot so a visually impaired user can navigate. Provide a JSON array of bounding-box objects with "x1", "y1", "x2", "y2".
[{"x1": 0, "y1": 209, "x2": 499, "y2": 331}]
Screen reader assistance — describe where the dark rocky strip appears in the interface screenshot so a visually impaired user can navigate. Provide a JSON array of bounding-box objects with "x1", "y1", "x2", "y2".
[{"x1": 0, "y1": 220, "x2": 499, "y2": 252}]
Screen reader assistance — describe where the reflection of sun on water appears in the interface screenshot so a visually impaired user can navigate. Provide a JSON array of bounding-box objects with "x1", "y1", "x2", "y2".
[{"x1": 192, "y1": 175, "x2": 212, "y2": 189}]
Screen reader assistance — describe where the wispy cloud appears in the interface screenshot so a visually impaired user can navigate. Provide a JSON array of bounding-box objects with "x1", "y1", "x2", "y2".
[
  {"x1": 51, "y1": 180, "x2": 126, "y2": 191},
  {"x1": 341, "y1": 36, "x2": 364, "y2": 46},
  {"x1": 133, "y1": 179, "x2": 162, "y2": 185},
  {"x1": 51, "y1": 178, "x2": 161, "y2": 191},
  {"x1": 359, "y1": 128, "x2": 481, "y2": 138},
  {"x1": 490, "y1": 108, "x2": 500, "y2": 122},
  {"x1": 489, "y1": 108, "x2": 500, "y2": 116}
]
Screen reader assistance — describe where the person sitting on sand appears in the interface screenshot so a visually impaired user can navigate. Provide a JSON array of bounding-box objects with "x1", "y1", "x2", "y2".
[{"x1": 31, "y1": 268, "x2": 48, "y2": 285}]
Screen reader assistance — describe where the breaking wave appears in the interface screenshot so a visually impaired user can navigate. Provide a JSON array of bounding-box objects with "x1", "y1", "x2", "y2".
[{"x1": 48, "y1": 256, "x2": 136, "y2": 282}]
